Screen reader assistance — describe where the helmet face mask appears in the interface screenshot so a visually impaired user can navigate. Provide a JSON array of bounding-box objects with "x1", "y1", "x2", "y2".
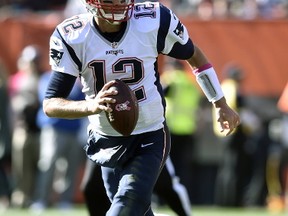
[{"x1": 83, "y1": 0, "x2": 134, "y2": 24}]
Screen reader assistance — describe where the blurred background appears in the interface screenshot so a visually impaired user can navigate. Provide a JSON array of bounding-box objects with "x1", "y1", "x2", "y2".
[{"x1": 0, "y1": 0, "x2": 288, "y2": 214}]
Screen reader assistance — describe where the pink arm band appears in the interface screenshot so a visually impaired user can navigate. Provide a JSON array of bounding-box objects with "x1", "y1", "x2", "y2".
[{"x1": 193, "y1": 63, "x2": 213, "y2": 75}]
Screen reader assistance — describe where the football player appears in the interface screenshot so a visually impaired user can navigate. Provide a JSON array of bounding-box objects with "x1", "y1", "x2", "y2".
[{"x1": 43, "y1": 0, "x2": 240, "y2": 215}]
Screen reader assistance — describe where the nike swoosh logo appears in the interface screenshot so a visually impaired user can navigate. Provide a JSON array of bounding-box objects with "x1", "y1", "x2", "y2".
[{"x1": 141, "y1": 143, "x2": 154, "y2": 148}]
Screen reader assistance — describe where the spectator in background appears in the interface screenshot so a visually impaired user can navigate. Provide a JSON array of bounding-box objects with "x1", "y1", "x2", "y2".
[
  {"x1": 197, "y1": 0, "x2": 213, "y2": 20},
  {"x1": 213, "y1": 63, "x2": 247, "y2": 206},
  {"x1": 277, "y1": 81, "x2": 288, "y2": 159},
  {"x1": 161, "y1": 58, "x2": 202, "y2": 200},
  {"x1": 213, "y1": 63, "x2": 264, "y2": 206},
  {"x1": 265, "y1": 117, "x2": 285, "y2": 213},
  {"x1": 212, "y1": 0, "x2": 228, "y2": 19},
  {"x1": 4, "y1": 0, "x2": 68, "y2": 11},
  {"x1": 0, "y1": 59, "x2": 12, "y2": 211},
  {"x1": 266, "y1": 81, "x2": 288, "y2": 212},
  {"x1": 8, "y1": 45, "x2": 43, "y2": 208},
  {"x1": 1, "y1": 0, "x2": 287, "y2": 19},
  {"x1": 30, "y1": 70, "x2": 85, "y2": 211}
]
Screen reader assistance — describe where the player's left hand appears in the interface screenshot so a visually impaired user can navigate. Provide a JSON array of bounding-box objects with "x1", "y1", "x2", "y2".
[{"x1": 213, "y1": 97, "x2": 241, "y2": 136}]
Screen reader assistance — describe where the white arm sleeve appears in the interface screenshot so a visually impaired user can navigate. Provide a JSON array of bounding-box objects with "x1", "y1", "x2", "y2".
[{"x1": 195, "y1": 67, "x2": 224, "y2": 102}]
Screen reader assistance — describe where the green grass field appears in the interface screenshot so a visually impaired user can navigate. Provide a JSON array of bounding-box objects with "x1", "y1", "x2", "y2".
[{"x1": 1, "y1": 206, "x2": 287, "y2": 216}]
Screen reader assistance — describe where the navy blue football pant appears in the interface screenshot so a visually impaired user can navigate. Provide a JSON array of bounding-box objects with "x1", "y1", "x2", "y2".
[
  {"x1": 81, "y1": 126, "x2": 192, "y2": 215},
  {"x1": 101, "y1": 127, "x2": 170, "y2": 216},
  {"x1": 82, "y1": 158, "x2": 192, "y2": 216}
]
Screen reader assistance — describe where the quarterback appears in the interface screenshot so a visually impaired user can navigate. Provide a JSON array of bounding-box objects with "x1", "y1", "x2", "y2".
[{"x1": 43, "y1": 0, "x2": 240, "y2": 215}]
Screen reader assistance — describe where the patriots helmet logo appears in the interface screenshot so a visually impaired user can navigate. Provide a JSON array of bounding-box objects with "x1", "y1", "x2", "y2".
[
  {"x1": 173, "y1": 21, "x2": 184, "y2": 40},
  {"x1": 50, "y1": 48, "x2": 64, "y2": 66}
]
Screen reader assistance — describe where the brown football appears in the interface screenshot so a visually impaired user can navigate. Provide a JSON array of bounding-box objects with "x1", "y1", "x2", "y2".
[{"x1": 106, "y1": 79, "x2": 139, "y2": 136}]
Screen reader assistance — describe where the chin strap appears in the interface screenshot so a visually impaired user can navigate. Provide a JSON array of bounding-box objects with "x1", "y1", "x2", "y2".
[{"x1": 193, "y1": 63, "x2": 224, "y2": 102}]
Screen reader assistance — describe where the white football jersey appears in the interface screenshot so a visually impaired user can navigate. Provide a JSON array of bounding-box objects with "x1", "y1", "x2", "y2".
[{"x1": 49, "y1": 2, "x2": 191, "y2": 136}]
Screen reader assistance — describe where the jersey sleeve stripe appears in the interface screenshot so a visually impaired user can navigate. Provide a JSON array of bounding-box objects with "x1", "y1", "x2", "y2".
[
  {"x1": 156, "y1": 4, "x2": 171, "y2": 53},
  {"x1": 56, "y1": 28, "x2": 83, "y2": 72},
  {"x1": 168, "y1": 39, "x2": 194, "y2": 60}
]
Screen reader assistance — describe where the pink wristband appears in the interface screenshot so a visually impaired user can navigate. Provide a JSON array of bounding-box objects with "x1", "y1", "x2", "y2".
[{"x1": 193, "y1": 63, "x2": 213, "y2": 74}]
